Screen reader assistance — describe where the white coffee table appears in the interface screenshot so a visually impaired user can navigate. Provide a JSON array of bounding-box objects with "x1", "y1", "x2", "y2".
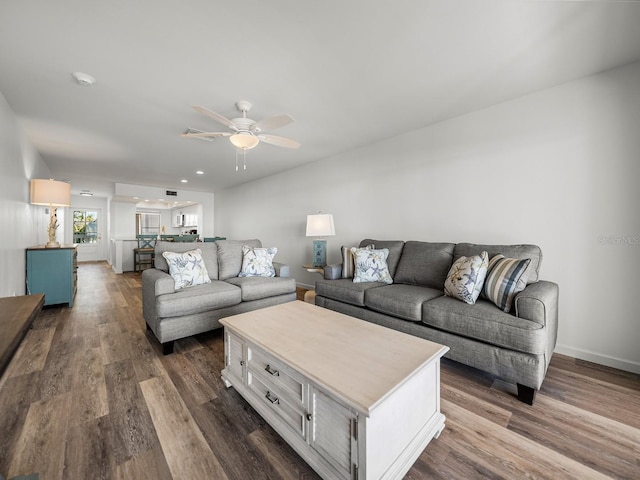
[{"x1": 220, "y1": 301, "x2": 449, "y2": 480}]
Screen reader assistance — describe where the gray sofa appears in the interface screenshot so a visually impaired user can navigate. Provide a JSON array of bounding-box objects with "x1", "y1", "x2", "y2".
[
  {"x1": 315, "y1": 239, "x2": 559, "y2": 404},
  {"x1": 142, "y1": 239, "x2": 296, "y2": 354}
]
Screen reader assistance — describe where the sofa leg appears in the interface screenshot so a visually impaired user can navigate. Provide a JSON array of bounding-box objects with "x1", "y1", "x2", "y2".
[
  {"x1": 162, "y1": 341, "x2": 174, "y2": 355},
  {"x1": 517, "y1": 383, "x2": 537, "y2": 405}
]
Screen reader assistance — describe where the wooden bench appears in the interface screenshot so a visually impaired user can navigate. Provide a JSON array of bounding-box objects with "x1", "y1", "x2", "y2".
[{"x1": 0, "y1": 294, "x2": 44, "y2": 378}]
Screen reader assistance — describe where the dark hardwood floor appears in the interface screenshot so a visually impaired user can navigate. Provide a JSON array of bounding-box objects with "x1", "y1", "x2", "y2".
[{"x1": 1, "y1": 262, "x2": 638, "y2": 479}]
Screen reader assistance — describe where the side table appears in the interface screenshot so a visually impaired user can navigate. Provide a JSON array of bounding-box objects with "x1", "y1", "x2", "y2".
[{"x1": 302, "y1": 264, "x2": 324, "y2": 304}]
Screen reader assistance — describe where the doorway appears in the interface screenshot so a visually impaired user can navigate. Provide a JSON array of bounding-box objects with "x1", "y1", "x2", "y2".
[{"x1": 73, "y1": 208, "x2": 103, "y2": 262}]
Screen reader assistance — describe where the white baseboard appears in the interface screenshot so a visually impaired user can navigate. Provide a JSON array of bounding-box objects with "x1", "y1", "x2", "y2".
[{"x1": 555, "y1": 344, "x2": 640, "y2": 375}]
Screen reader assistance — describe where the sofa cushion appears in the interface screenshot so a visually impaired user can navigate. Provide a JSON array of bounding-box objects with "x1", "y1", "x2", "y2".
[
  {"x1": 365, "y1": 284, "x2": 443, "y2": 322},
  {"x1": 155, "y1": 241, "x2": 219, "y2": 280},
  {"x1": 352, "y1": 248, "x2": 393, "y2": 284},
  {"x1": 315, "y1": 278, "x2": 385, "y2": 307},
  {"x1": 156, "y1": 280, "x2": 241, "y2": 318},
  {"x1": 482, "y1": 255, "x2": 531, "y2": 312},
  {"x1": 225, "y1": 276, "x2": 296, "y2": 301},
  {"x1": 359, "y1": 240, "x2": 404, "y2": 277},
  {"x1": 217, "y1": 239, "x2": 262, "y2": 280},
  {"x1": 453, "y1": 243, "x2": 542, "y2": 284},
  {"x1": 422, "y1": 296, "x2": 546, "y2": 355},
  {"x1": 162, "y1": 248, "x2": 212, "y2": 290},
  {"x1": 394, "y1": 241, "x2": 455, "y2": 289},
  {"x1": 444, "y1": 251, "x2": 489, "y2": 305},
  {"x1": 239, "y1": 246, "x2": 277, "y2": 277}
]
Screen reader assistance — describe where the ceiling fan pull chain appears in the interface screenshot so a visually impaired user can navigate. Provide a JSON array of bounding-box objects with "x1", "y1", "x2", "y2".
[
  {"x1": 235, "y1": 149, "x2": 239, "y2": 172},
  {"x1": 243, "y1": 149, "x2": 247, "y2": 170}
]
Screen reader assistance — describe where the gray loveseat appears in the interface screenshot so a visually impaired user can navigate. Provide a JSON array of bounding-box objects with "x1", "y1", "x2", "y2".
[
  {"x1": 315, "y1": 239, "x2": 559, "y2": 404},
  {"x1": 142, "y1": 239, "x2": 296, "y2": 354}
]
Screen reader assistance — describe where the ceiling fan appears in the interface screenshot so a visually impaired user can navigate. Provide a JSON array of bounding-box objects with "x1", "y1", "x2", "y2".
[{"x1": 182, "y1": 100, "x2": 300, "y2": 151}]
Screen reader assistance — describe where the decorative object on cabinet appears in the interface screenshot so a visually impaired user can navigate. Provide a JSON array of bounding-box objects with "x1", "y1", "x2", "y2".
[
  {"x1": 220, "y1": 301, "x2": 448, "y2": 480},
  {"x1": 305, "y1": 213, "x2": 335, "y2": 267},
  {"x1": 26, "y1": 245, "x2": 77, "y2": 307},
  {"x1": 30, "y1": 178, "x2": 71, "y2": 248},
  {"x1": 134, "y1": 235, "x2": 157, "y2": 272}
]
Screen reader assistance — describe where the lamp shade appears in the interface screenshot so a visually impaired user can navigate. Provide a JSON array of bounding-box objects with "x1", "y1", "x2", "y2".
[
  {"x1": 230, "y1": 132, "x2": 259, "y2": 150},
  {"x1": 306, "y1": 214, "x2": 335, "y2": 237},
  {"x1": 30, "y1": 179, "x2": 71, "y2": 207}
]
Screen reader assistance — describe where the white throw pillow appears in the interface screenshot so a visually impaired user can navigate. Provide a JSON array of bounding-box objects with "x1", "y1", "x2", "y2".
[
  {"x1": 352, "y1": 247, "x2": 393, "y2": 284},
  {"x1": 162, "y1": 249, "x2": 212, "y2": 290},
  {"x1": 444, "y1": 252, "x2": 489, "y2": 305},
  {"x1": 239, "y1": 245, "x2": 278, "y2": 277},
  {"x1": 341, "y1": 243, "x2": 374, "y2": 279}
]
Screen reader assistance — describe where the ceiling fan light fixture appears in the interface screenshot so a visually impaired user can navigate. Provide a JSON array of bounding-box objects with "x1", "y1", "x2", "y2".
[{"x1": 230, "y1": 132, "x2": 259, "y2": 150}]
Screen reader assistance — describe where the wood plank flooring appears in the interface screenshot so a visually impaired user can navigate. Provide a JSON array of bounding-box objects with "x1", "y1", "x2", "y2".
[{"x1": 0, "y1": 262, "x2": 638, "y2": 479}]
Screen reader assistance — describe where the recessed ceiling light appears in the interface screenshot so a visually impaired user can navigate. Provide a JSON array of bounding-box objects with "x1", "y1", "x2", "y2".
[
  {"x1": 133, "y1": 196, "x2": 139, "y2": 200},
  {"x1": 71, "y1": 71, "x2": 96, "y2": 86},
  {"x1": 196, "y1": 170, "x2": 204, "y2": 175},
  {"x1": 79, "y1": 192, "x2": 93, "y2": 197},
  {"x1": 144, "y1": 199, "x2": 149, "y2": 202},
  {"x1": 181, "y1": 179, "x2": 188, "y2": 183}
]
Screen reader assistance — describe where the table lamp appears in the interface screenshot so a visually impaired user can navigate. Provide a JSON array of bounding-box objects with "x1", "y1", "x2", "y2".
[
  {"x1": 30, "y1": 178, "x2": 71, "y2": 248},
  {"x1": 306, "y1": 213, "x2": 335, "y2": 267}
]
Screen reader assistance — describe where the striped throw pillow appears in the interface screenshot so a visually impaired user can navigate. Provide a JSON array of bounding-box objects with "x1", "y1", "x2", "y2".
[
  {"x1": 482, "y1": 255, "x2": 531, "y2": 312},
  {"x1": 341, "y1": 244, "x2": 374, "y2": 279}
]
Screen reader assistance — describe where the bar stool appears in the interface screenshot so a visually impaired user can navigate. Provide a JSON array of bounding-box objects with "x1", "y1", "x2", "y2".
[{"x1": 134, "y1": 235, "x2": 157, "y2": 272}]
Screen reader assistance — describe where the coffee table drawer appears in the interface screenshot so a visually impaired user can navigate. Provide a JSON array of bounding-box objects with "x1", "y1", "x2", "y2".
[
  {"x1": 247, "y1": 369, "x2": 306, "y2": 438},
  {"x1": 248, "y1": 344, "x2": 305, "y2": 405}
]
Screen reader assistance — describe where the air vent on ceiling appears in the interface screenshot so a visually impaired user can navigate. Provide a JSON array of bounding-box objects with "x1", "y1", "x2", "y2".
[{"x1": 166, "y1": 190, "x2": 177, "y2": 196}]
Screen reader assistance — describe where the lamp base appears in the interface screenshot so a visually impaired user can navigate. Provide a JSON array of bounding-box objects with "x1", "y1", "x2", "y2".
[
  {"x1": 45, "y1": 240, "x2": 61, "y2": 248},
  {"x1": 312, "y1": 239, "x2": 327, "y2": 267}
]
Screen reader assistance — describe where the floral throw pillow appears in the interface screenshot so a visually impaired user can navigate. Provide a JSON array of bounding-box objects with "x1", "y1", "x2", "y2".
[
  {"x1": 352, "y1": 247, "x2": 393, "y2": 284},
  {"x1": 341, "y1": 243, "x2": 374, "y2": 279},
  {"x1": 444, "y1": 251, "x2": 489, "y2": 305},
  {"x1": 162, "y1": 249, "x2": 212, "y2": 290},
  {"x1": 239, "y1": 246, "x2": 278, "y2": 277}
]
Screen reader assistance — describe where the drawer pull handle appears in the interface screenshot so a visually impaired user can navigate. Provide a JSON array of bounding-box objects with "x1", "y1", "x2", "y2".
[
  {"x1": 240, "y1": 360, "x2": 245, "y2": 366},
  {"x1": 265, "y1": 364, "x2": 280, "y2": 376},
  {"x1": 265, "y1": 391, "x2": 280, "y2": 405},
  {"x1": 306, "y1": 413, "x2": 312, "y2": 421}
]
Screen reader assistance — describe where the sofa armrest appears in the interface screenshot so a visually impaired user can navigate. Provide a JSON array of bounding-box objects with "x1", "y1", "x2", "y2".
[
  {"x1": 273, "y1": 262, "x2": 290, "y2": 278},
  {"x1": 324, "y1": 263, "x2": 343, "y2": 280},
  {"x1": 514, "y1": 280, "x2": 559, "y2": 328},
  {"x1": 142, "y1": 268, "x2": 175, "y2": 296},
  {"x1": 141, "y1": 268, "x2": 175, "y2": 331}
]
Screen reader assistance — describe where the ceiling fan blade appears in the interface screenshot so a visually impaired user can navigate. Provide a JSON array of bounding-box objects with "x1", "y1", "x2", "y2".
[
  {"x1": 181, "y1": 129, "x2": 232, "y2": 138},
  {"x1": 192, "y1": 106, "x2": 237, "y2": 130},
  {"x1": 251, "y1": 114, "x2": 294, "y2": 133},
  {"x1": 258, "y1": 134, "x2": 301, "y2": 149}
]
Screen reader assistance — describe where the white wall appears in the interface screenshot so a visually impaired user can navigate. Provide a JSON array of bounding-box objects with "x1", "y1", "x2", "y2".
[
  {"x1": 215, "y1": 61, "x2": 640, "y2": 374},
  {"x1": 0, "y1": 91, "x2": 54, "y2": 297}
]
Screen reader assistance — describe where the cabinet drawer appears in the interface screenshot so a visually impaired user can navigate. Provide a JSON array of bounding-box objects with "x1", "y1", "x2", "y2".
[
  {"x1": 248, "y1": 345, "x2": 304, "y2": 406},
  {"x1": 225, "y1": 331, "x2": 245, "y2": 384},
  {"x1": 247, "y1": 370, "x2": 306, "y2": 438}
]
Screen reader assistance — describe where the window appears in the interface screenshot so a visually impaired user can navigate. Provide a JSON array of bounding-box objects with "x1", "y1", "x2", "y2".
[{"x1": 73, "y1": 210, "x2": 98, "y2": 244}]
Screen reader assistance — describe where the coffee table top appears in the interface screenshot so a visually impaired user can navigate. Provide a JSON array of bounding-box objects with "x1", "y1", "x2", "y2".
[{"x1": 220, "y1": 301, "x2": 448, "y2": 414}]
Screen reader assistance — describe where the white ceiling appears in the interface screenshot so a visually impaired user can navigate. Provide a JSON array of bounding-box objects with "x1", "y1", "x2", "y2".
[{"x1": 2, "y1": 0, "x2": 640, "y2": 198}]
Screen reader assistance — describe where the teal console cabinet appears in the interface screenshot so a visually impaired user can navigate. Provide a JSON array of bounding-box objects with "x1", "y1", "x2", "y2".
[{"x1": 26, "y1": 245, "x2": 78, "y2": 307}]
